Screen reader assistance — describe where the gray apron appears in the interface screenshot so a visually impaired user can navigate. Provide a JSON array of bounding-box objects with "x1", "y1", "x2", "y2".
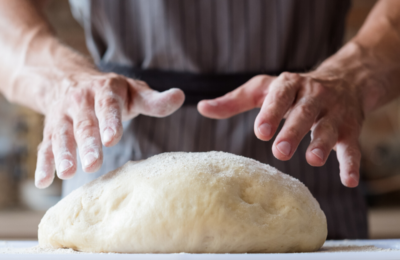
[{"x1": 65, "y1": 0, "x2": 368, "y2": 239}]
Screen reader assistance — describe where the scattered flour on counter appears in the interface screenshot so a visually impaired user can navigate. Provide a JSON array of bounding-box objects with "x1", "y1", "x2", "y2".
[
  {"x1": 0, "y1": 246, "x2": 82, "y2": 254},
  {"x1": 0, "y1": 246, "x2": 120, "y2": 254},
  {"x1": 0, "y1": 244, "x2": 397, "y2": 254},
  {"x1": 317, "y1": 245, "x2": 395, "y2": 253}
]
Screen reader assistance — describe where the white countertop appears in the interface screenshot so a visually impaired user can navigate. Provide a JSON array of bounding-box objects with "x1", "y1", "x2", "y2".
[{"x1": 1, "y1": 239, "x2": 400, "y2": 260}]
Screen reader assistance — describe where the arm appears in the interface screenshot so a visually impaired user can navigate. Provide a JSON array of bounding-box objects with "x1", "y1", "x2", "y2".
[
  {"x1": 315, "y1": 0, "x2": 400, "y2": 114},
  {"x1": 0, "y1": 0, "x2": 185, "y2": 188},
  {"x1": 198, "y1": 0, "x2": 400, "y2": 187}
]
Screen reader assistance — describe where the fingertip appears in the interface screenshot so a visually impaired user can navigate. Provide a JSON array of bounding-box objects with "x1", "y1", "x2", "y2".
[
  {"x1": 35, "y1": 171, "x2": 54, "y2": 189},
  {"x1": 82, "y1": 151, "x2": 102, "y2": 173},
  {"x1": 58, "y1": 171, "x2": 76, "y2": 180},
  {"x1": 79, "y1": 135, "x2": 103, "y2": 173},
  {"x1": 143, "y1": 88, "x2": 185, "y2": 117},
  {"x1": 197, "y1": 99, "x2": 209, "y2": 110},
  {"x1": 197, "y1": 99, "x2": 226, "y2": 119},
  {"x1": 163, "y1": 88, "x2": 185, "y2": 107},
  {"x1": 341, "y1": 172, "x2": 359, "y2": 188},
  {"x1": 255, "y1": 123, "x2": 272, "y2": 141},
  {"x1": 170, "y1": 87, "x2": 185, "y2": 100},
  {"x1": 197, "y1": 100, "x2": 207, "y2": 114},
  {"x1": 103, "y1": 128, "x2": 115, "y2": 144},
  {"x1": 306, "y1": 148, "x2": 326, "y2": 167},
  {"x1": 336, "y1": 140, "x2": 361, "y2": 188},
  {"x1": 56, "y1": 160, "x2": 76, "y2": 180},
  {"x1": 272, "y1": 142, "x2": 292, "y2": 161},
  {"x1": 102, "y1": 127, "x2": 122, "y2": 147}
]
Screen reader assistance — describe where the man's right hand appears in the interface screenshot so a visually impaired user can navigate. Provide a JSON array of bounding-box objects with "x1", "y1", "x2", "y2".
[
  {"x1": 0, "y1": 0, "x2": 185, "y2": 188},
  {"x1": 35, "y1": 71, "x2": 184, "y2": 188}
]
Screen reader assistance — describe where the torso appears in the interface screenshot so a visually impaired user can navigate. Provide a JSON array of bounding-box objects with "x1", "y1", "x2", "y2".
[{"x1": 64, "y1": 0, "x2": 368, "y2": 240}]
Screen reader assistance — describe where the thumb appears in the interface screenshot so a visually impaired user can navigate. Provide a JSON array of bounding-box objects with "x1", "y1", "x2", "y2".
[
  {"x1": 129, "y1": 79, "x2": 185, "y2": 117},
  {"x1": 197, "y1": 75, "x2": 274, "y2": 119}
]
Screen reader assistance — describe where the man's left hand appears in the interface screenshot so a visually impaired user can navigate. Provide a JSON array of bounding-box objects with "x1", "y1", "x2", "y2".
[{"x1": 198, "y1": 71, "x2": 364, "y2": 188}]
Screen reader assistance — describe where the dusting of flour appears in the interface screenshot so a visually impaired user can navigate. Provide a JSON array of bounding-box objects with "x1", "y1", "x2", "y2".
[{"x1": 0, "y1": 244, "x2": 396, "y2": 254}]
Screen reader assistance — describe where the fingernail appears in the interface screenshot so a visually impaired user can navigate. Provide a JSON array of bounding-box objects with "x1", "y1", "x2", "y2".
[
  {"x1": 58, "y1": 159, "x2": 73, "y2": 173},
  {"x1": 207, "y1": 100, "x2": 218, "y2": 106},
  {"x1": 349, "y1": 173, "x2": 358, "y2": 183},
  {"x1": 35, "y1": 170, "x2": 51, "y2": 189},
  {"x1": 311, "y1": 148, "x2": 324, "y2": 161},
  {"x1": 83, "y1": 152, "x2": 98, "y2": 168},
  {"x1": 258, "y1": 123, "x2": 272, "y2": 137},
  {"x1": 35, "y1": 170, "x2": 46, "y2": 186},
  {"x1": 277, "y1": 141, "x2": 291, "y2": 156},
  {"x1": 103, "y1": 128, "x2": 115, "y2": 143}
]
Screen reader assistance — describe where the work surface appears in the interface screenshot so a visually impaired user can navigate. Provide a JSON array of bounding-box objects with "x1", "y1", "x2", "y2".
[{"x1": 1, "y1": 239, "x2": 399, "y2": 260}]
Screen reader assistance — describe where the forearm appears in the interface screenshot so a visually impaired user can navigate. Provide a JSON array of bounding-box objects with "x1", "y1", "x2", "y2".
[
  {"x1": 0, "y1": 0, "x2": 96, "y2": 114},
  {"x1": 314, "y1": 0, "x2": 400, "y2": 115}
]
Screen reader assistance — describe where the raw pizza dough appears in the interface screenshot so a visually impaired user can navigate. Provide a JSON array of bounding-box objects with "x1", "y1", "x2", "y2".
[{"x1": 38, "y1": 151, "x2": 327, "y2": 253}]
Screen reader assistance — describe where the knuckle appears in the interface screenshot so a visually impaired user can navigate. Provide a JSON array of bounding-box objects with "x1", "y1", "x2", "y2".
[
  {"x1": 94, "y1": 74, "x2": 125, "y2": 90},
  {"x1": 105, "y1": 72, "x2": 120, "y2": 78},
  {"x1": 52, "y1": 119, "x2": 71, "y2": 139},
  {"x1": 38, "y1": 141, "x2": 53, "y2": 157},
  {"x1": 341, "y1": 117, "x2": 362, "y2": 136},
  {"x1": 105, "y1": 76, "x2": 123, "y2": 88},
  {"x1": 75, "y1": 119, "x2": 96, "y2": 136},
  {"x1": 96, "y1": 75, "x2": 128, "y2": 99},
  {"x1": 312, "y1": 81, "x2": 329, "y2": 97},
  {"x1": 297, "y1": 104, "x2": 316, "y2": 120},
  {"x1": 320, "y1": 121, "x2": 337, "y2": 136},
  {"x1": 350, "y1": 123, "x2": 362, "y2": 136},
  {"x1": 279, "y1": 72, "x2": 301, "y2": 82},
  {"x1": 272, "y1": 89, "x2": 292, "y2": 105},
  {"x1": 251, "y1": 75, "x2": 270, "y2": 86},
  {"x1": 285, "y1": 127, "x2": 301, "y2": 141},
  {"x1": 134, "y1": 79, "x2": 148, "y2": 87},
  {"x1": 262, "y1": 106, "x2": 281, "y2": 123},
  {"x1": 312, "y1": 131, "x2": 336, "y2": 148},
  {"x1": 130, "y1": 79, "x2": 151, "y2": 92},
  {"x1": 315, "y1": 141, "x2": 332, "y2": 152},
  {"x1": 71, "y1": 88, "x2": 91, "y2": 105},
  {"x1": 279, "y1": 72, "x2": 292, "y2": 80},
  {"x1": 347, "y1": 145, "x2": 361, "y2": 160},
  {"x1": 97, "y1": 95, "x2": 120, "y2": 110},
  {"x1": 43, "y1": 125, "x2": 53, "y2": 139}
]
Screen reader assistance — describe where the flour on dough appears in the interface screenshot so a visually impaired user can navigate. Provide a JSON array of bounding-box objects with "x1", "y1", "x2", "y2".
[{"x1": 38, "y1": 151, "x2": 327, "y2": 253}]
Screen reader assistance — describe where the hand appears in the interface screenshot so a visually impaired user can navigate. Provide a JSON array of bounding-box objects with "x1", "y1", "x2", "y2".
[
  {"x1": 35, "y1": 70, "x2": 184, "y2": 188},
  {"x1": 198, "y1": 72, "x2": 364, "y2": 188}
]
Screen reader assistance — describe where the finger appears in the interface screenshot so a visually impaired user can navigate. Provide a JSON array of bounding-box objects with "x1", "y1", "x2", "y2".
[
  {"x1": 336, "y1": 136, "x2": 361, "y2": 188},
  {"x1": 35, "y1": 131, "x2": 55, "y2": 189},
  {"x1": 95, "y1": 88, "x2": 123, "y2": 147},
  {"x1": 71, "y1": 89, "x2": 103, "y2": 173},
  {"x1": 197, "y1": 75, "x2": 274, "y2": 119},
  {"x1": 52, "y1": 117, "x2": 77, "y2": 179},
  {"x1": 254, "y1": 72, "x2": 301, "y2": 141},
  {"x1": 127, "y1": 79, "x2": 185, "y2": 118},
  {"x1": 272, "y1": 97, "x2": 320, "y2": 160},
  {"x1": 306, "y1": 117, "x2": 338, "y2": 166}
]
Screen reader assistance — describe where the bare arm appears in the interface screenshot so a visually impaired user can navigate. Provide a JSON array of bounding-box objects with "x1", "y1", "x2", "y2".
[
  {"x1": 0, "y1": 0, "x2": 185, "y2": 188},
  {"x1": 315, "y1": 0, "x2": 400, "y2": 114},
  {"x1": 199, "y1": 0, "x2": 400, "y2": 187}
]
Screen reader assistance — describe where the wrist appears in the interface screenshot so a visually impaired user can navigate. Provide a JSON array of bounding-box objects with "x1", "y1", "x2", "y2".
[
  {"x1": 7, "y1": 33, "x2": 98, "y2": 114},
  {"x1": 313, "y1": 41, "x2": 389, "y2": 116}
]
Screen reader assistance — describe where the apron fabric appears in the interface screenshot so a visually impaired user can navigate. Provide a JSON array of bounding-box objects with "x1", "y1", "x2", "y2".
[
  {"x1": 62, "y1": 68, "x2": 368, "y2": 240},
  {"x1": 69, "y1": 0, "x2": 350, "y2": 73},
  {"x1": 64, "y1": 0, "x2": 369, "y2": 239}
]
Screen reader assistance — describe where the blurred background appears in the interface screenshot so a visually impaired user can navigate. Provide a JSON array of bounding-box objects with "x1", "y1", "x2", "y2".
[{"x1": 0, "y1": 0, "x2": 399, "y2": 240}]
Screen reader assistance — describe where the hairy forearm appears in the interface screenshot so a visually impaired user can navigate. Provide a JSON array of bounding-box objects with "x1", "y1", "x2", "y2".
[
  {"x1": 314, "y1": 0, "x2": 400, "y2": 115},
  {"x1": 0, "y1": 0, "x2": 96, "y2": 114}
]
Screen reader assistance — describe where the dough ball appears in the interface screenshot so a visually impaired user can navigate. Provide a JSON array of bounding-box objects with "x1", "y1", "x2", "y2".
[{"x1": 38, "y1": 151, "x2": 327, "y2": 253}]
